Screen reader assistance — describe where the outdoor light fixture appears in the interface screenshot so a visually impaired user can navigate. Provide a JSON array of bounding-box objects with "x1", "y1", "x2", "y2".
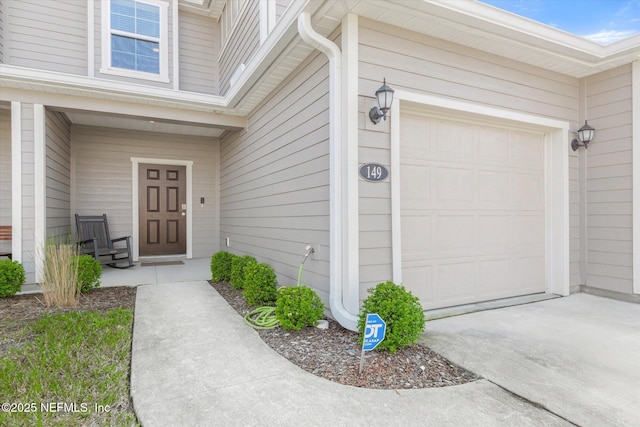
[
  {"x1": 571, "y1": 120, "x2": 595, "y2": 151},
  {"x1": 369, "y1": 78, "x2": 395, "y2": 124}
]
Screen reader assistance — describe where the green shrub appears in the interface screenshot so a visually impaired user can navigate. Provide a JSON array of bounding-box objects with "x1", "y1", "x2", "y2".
[
  {"x1": 242, "y1": 262, "x2": 277, "y2": 307},
  {"x1": 0, "y1": 259, "x2": 26, "y2": 297},
  {"x1": 275, "y1": 286, "x2": 324, "y2": 330},
  {"x1": 211, "y1": 251, "x2": 236, "y2": 282},
  {"x1": 74, "y1": 255, "x2": 102, "y2": 293},
  {"x1": 358, "y1": 281, "x2": 425, "y2": 354},
  {"x1": 230, "y1": 255, "x2": 257, "y2": 290}
]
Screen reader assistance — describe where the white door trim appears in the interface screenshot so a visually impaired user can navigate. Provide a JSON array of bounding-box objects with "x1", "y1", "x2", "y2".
[
  {"x1": 131, "y1": 157, "x2": 193, "y2": 261},
  {"x1": 633, "y1": 61, "x2": 640, "y2": 295},
  {"x1": 390, "y1": 91, "x2": 571, "y2": 297}
]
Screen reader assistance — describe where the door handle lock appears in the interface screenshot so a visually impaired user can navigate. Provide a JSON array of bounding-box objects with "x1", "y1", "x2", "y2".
[{"x1": 181, "y1": 212, "x2": 186, "y2": 216}]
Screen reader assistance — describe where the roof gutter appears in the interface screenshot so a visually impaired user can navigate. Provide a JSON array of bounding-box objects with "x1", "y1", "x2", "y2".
[{"x1": 298, "y1": 12, "x2": 359, "y2": 331}]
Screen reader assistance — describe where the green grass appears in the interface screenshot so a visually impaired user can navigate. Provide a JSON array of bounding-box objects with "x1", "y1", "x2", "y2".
[{"x1": 0, "y1": 309, "x2": 139, "y2": 426}]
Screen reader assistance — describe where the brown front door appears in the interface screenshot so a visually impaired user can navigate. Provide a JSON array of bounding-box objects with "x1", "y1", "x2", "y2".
[{"x1": 139, "y1": 163, "x2": 187, "y2": 256}]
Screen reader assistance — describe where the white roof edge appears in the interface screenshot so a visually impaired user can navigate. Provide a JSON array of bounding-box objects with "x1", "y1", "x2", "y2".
[{"x1": 0, "y1": 64, "x2": 230, "y2": 111}]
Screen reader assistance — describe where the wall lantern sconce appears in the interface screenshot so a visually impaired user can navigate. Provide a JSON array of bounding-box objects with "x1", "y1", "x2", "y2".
[
  {"x1": 369, "y1": 78, "x2": 395, "y2": 124},
  {"x1": 571, "y1": 120, "x2": 595, "y2": 151}
]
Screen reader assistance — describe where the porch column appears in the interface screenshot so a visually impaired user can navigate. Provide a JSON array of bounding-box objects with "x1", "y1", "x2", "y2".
[{"x1": 11, "y1": 102, "x2": 46, "y2": 284}]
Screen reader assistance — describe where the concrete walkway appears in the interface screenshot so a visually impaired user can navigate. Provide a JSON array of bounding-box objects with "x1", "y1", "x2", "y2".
[{"x1": 131, "y1": 282, "x2": 572, "y2": 426}]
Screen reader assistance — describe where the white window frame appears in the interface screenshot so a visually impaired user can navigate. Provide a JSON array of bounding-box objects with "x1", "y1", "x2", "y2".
[{"x1": 100, "y1": 0, "x2": 169, "y2": 83}]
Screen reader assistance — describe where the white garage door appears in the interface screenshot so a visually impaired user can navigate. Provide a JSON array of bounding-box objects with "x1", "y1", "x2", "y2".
[{"x1": 400, "y1": 112, "x2": 546, "y2": 310}]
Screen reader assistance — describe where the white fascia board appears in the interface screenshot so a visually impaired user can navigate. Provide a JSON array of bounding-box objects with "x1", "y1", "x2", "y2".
[{"x1": 0, "y1": 64, "x2": 226, "y2": 111}]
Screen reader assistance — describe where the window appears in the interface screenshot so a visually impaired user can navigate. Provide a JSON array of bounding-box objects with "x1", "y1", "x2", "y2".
[{"x1": 101, "y1": 0, "x2": 168, "y2": 82}]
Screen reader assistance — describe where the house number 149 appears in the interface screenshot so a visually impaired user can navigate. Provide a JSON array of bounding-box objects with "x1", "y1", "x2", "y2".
[{"x1": 359, "y1": 163, "x2": 388, "y2": 182}]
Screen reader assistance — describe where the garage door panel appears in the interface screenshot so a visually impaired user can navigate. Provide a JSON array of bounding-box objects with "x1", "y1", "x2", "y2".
[
  {"x1": 402, "y1": 265, "x2": 433, "y2": 303},
  {"x1": 512, "y1": 256, "x2": 546, "y2": 292},
  {"x1": 478, "y1": 215, "x2": 510, "y2": 253},
  {"x1": 436, "y1": 167, "x2": 475, "y2": 205},
  {"x1": 479, "y1": 259, "x2": 512, "y2": 294},
  {"x1": 400, "y1": 112, "x2": 546, "y2": 310},
  {"x1": 477, "y1": 128, "x2": 510, "y2": 165},
  {"x1": 433, "y1": 261, "x2": 477, "y2": 304},
  {"x1": 479, "y1": 170, "x2": 510, "y2": 208},
  {"x1": 511, "y1": 215, "x2": 545, "y2": 250},
  {"x1": 511, "y1": 172, "x2": 545, "y2": 210},
  {"x1": 436, "y1": 121, "x2": 475, "y2": 163},
  {"x1": 401, "y1": 215, "x2": 431, "y2": 256},
  {"x1": 511, "y1": 130, "x2": 544, "y2": 170},
  {"x1": 400, "y1": 165, "x2": 431, "y2": 209},
  {"x1": 436, "y1": 215, "x2": 475, "y2": 253}
]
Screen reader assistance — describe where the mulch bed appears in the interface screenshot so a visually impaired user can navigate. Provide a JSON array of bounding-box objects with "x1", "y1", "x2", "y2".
[{"x1": 209, "y1": 280, "x2": 480, "y2": 390}]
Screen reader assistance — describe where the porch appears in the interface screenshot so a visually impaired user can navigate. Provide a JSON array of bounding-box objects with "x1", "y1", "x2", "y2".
[{"x1": 19, "y1": 257, "x2": 212, "y2": 294}]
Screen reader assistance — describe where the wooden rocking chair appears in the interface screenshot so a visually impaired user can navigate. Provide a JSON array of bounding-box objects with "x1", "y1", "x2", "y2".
[{"x1": 75, "y1": 214, "x2": 134, "y2": 268}]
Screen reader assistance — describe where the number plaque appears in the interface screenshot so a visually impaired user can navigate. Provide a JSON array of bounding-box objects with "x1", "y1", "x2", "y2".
[{"x1": 359, "y1": 163, "x2": 388, "y2": 182}]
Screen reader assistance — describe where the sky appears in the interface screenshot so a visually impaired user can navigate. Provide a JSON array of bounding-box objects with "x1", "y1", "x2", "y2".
[{"x1": 480, "y1": 0, "x2": 640, "y2": 44}]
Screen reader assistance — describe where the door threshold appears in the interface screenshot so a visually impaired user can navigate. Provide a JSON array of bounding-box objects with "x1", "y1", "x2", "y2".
[
  {"x1": 424, "y1": 293, "x2": 560, "y2": 321},
  {"x1": 139, "y1": 255, "x2": 187, "y2": 263}
]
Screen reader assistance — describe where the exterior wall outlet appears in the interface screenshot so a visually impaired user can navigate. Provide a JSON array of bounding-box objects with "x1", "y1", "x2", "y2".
[{"x1": 225, "y1": 237, "x2": 230, "y2": 247}]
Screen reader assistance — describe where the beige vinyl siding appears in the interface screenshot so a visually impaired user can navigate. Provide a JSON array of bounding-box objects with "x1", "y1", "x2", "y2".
[
  {"x1": 72, "y1": 126, "x2": 220, "y2": 258},
  {"x1": 45, "y1": 110, "x2": 72, "y2": 241},
  {"x1": 220, "y1": 52, "x2": 330, "y2": 302},
  {"x1": 219, "y1": 0, "x2": 260, "y2": 95},
  {"x1": 585, "y1": 64, "x2": 633, "y2": 293},
  {"x1": 179, "y1": 13, "x2": 219, "y2": 95},
  {"x1": 5, "y1": 0, "x2": 86, "y2": 75},
  {"x1": 0, "y1": 108, "x2": 10, "y2": 256},
  {"x1": 357, "y1": 19, "x2": 580, "y2": 292}
]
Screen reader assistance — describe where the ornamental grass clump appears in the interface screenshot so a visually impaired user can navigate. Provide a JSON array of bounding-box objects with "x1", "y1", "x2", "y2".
[
  {"x1": 275, "y1": 285, "x2": 324, "y2": 330},
  {"x1": 0, "y1": 259, "x2": 26, "y2": 297},
  {"x1": 242, "y1": 262, "x2": 277, "y2": 307},
  {"x1": 41, "y1": 242, "x2": 80, "y2": 307},
  {"x1": 358, "y1": 281, "x2": 425, "y2": 354},
  {"x1": 211, "y1": 251, "x2": 236, "y2": 282},
  {"x1": 230, "y1": 255, "x2": 257, "y2": 290}
]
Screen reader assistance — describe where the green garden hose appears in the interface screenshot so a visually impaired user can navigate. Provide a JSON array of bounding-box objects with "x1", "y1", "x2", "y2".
[{"x1": 244, "y1": 306, "x2": 279, "y2": 329}]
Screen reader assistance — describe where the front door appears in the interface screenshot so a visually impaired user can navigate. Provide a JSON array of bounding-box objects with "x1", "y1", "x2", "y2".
[{"x1": 139, "y1": 163, "x2": 187, "y2": 256}]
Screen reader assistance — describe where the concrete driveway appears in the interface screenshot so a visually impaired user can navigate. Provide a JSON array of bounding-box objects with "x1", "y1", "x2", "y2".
[{"x1": 420, "y1": 294, "x2": 640, "y2": 427}]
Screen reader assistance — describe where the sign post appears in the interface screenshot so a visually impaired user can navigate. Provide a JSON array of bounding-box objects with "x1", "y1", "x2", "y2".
[{"x1": 359, "y1": 313, "x2": 387, "y2": 374}]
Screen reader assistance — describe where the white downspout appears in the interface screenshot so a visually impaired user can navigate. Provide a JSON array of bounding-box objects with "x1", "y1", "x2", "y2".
[{"x1": 298, "y1": 13, "x2": 359, "y2": 331}]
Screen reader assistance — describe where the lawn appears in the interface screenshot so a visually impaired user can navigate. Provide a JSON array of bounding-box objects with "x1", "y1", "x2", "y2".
[{"x1": 0, "y1": 290, "x2": 138, "y2": 427}]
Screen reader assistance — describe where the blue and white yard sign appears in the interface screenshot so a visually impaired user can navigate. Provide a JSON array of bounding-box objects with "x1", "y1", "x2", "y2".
[{"x1": 362, "y1": 313, "x2": 386, "y2": 351}]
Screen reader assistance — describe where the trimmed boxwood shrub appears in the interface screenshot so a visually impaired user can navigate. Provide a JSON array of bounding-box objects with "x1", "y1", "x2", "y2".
[
  {"x1": 242, "y1": 262, "x2": 277, "y2": 307},
  {"x1": 0, "y1": 259, "x2": 26, "y2": 297},
  {"x1": 74, "y1": 255, "x2": 102, "y2": 293},
  {"x1": 211, "y1": 251, "x2": 236, "y2": 282},
  {"x1": 357, "y1": 281, "x2": 425, "y2": 354},
  {"x1": 275, "y1": 286, "x2": 324, "y2": 330},
  {"x1": 230, "y1": 255, "x2": 257, "y2": 290}
]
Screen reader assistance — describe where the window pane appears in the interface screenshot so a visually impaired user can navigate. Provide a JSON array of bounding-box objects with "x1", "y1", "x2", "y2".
[
  {"x1": 112, "y1": 50, "x2": 135, "y2": 70},
  {"x1": 112, "y1": 34, "x2": 135, "y2": 52},
  {"x1": 111, "y1": 14, "x2": 135, "y2": 32},
  {"x1": 136, "y1": 19, "x2": 159, "y2": 38},
  {"x1": 111, "y1": 0, "x2": 134, "y2": 17},
  {"x1": 136, "y1": 2, "x2": 159, "y2": 23}
]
